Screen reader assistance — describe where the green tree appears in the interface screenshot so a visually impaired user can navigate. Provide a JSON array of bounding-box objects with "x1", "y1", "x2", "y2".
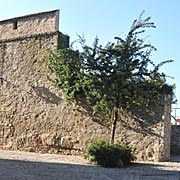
[{"x1": 47, "y1": 13, "x2": 174, "y2": 143}]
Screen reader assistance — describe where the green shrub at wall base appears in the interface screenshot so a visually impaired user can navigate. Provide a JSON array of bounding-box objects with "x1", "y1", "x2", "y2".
[{"x1": 85, "y1": 140, "x2": 133, "y2": 168}]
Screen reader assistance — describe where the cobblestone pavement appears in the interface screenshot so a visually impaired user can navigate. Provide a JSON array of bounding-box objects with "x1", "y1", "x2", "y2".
[{"x1": 0, "y1": 150, "x2": 180, "y2": 180}]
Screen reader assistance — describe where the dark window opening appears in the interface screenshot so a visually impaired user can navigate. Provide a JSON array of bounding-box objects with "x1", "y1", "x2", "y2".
[{"x1": 13, "y1": 21, "x2": 18, "y2": 30}]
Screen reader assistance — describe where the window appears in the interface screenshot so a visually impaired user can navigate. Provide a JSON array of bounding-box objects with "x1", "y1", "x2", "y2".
[{"x1": 13, "y1": 20, "x2": 18, "y2": 30}]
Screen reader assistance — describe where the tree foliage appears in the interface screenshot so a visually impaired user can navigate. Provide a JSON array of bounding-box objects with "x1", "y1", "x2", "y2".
[{"x1": 47, "y1": 12, "x2": 175, "y2": 143}]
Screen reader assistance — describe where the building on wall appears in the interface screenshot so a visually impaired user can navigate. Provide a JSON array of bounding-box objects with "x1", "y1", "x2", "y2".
[
  {"x1": 0, "y1": 10, "x2": 69, "y2": 48},
  {"x1": 0, "y1": 10, "x2": 72, "y2": 152},
  {"x1": 0, "y1": 10, "x2": 69, "y2": 89},
  {"x1": 0, "y1": 10, "x2": 172, "y2": 162}
]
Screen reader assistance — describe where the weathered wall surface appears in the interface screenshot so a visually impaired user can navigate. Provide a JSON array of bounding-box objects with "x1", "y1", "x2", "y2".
[
  {"x1": 161, "y1": 95, "x2": 172, "y2": 161},
  {"x1": 0, "y1": 33, "x2": 109, "y2": 154},
  {"x1": 0, "y1": 10, "x2": 59, "y2": 41},
  {"x1": 0, "y1": 10, "x2": 172, "y2": 161},
  {"x1": 171, "y1": 125, "x2": 180, "y2": 154},
  {"x1": 116, "y1": 98, "x2": 171, "y2": 162}
]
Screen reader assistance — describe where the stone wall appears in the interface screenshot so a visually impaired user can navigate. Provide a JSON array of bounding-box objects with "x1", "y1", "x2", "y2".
[
  {"x1": 161, "y1": 95, "x2": 172, "y2": 160},
  {"x1": 115, "y1": 96, "x2": 171, "y2": 162},
  {"x1": 0, "y1": 10, "x2": 59, "y2": 41},
  {"x1": 0, "y1": 10, "x2": 172, "y2": 161},
  {"x1": 171, "y1": 125, "x2": 180, "y2": 155}
]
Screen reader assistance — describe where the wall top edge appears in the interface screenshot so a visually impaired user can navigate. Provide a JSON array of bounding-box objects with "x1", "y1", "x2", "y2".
[{"x1": 0, "y1": 9, "x2": 60, "y2": 24}]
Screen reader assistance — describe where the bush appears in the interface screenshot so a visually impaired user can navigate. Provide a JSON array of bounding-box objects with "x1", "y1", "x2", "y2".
[{"x1": 85, "y1": 140, "x2": 133, "y2": 168}]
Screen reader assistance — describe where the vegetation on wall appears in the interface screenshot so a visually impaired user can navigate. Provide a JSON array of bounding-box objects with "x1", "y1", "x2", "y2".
[{"x1": 47, "y1": 12, "x2": 175, "y2": 144}]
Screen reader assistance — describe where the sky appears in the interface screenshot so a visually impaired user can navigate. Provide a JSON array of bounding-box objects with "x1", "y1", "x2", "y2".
[{"x1": 0, "y1": 0, "x2": 179, "y2": 115}]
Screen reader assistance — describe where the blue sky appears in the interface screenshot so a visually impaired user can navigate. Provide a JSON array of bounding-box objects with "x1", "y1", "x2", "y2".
[{"x1": 0, "y1": 0, "x2": 179, "y2": 111}]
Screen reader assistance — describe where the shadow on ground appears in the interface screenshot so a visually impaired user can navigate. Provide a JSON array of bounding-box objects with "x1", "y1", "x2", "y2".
[{"x1": 0, "y1": 158, "x2": 180, "y2": 180}]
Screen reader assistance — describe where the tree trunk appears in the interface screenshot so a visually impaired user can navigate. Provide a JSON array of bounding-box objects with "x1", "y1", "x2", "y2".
[{"x1": 110, "y1": 107, "x2": 118, "y2": 144}]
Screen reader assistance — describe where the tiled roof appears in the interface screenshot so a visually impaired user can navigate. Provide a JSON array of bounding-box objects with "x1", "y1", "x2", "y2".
[{"x1": 176, "y1": 119, "x2": 180, "y2": 122}]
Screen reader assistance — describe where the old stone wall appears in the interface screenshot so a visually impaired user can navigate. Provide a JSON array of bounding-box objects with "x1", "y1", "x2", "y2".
[
  {"x1": 0, "y1": 10, "x2": 172, "y2": 161},
  {"x1": 0, "y1": 10, "x2": 59, "y2": 41},
  {"x1": 161, "y1": 95, "x2": 172, "y2": 161},
  {"x1": 115, "y1": 97, "x2": 171, "y2": 162},
  {"x1": 171, "y1": 125, "x2": 180, "y2": 155}
]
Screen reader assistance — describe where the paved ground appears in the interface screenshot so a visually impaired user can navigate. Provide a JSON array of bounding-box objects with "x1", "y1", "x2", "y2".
[{"x1": 0, "y1": 150, "x2": 180, "y2": 180}]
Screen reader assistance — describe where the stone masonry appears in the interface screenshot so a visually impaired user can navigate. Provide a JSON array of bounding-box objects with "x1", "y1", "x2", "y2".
[
  {"x1": 171, "y1": 125, "x2": 180, "y2": 155},
  {"x1": 0, "y1": 10, "x2": 172, "y2": 161}
]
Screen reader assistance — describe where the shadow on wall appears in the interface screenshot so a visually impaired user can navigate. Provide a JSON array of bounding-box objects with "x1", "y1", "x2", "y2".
[
  {"x1": 72, "y1": 94, "x2": 164, "y2": 135},
  {"x1": 121, "y1": 113, "x2": 162, "y2": 138},
  {"x1": 31, "y1": 86, "x2": 62, "y2": 105},
  {"x1": 74, "y1": 97, "x2": 111, "y2": 129}
]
